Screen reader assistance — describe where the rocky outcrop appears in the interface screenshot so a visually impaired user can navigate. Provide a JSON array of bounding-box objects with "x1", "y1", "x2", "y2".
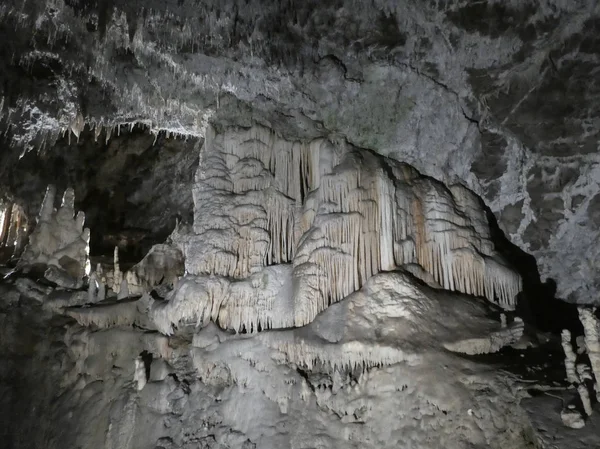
[
  {"x1": 0, "y1": 254, "x2": 537, "y2": 449},
  {"x1": 0, "y1": 122, "x2": 541, "y2": 449}
]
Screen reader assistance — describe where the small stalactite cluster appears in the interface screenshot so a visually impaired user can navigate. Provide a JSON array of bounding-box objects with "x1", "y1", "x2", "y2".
[{"x1": 151, "y1": 265, "x2": 293, "y2": 335}]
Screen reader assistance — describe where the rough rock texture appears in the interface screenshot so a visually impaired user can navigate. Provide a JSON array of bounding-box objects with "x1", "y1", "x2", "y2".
[
  {"x1": 0, "y1": 126, "x2": 199, "y2": 261},
  {"x1": 0, "y1": 268, "x2": 539, "y2": 449},
  {"x1": 125, "y1": 244, "x2": 185, "y2": 296},
  {"x1": 18, "y1": 185, "x2": 90, "y2": 286},
  {"x1": 151, "y1": 124, "x2": 521, "y2": 334},
  {"x1": 0, "y1": 0, "x2": 599, "y2": 304},
  {"x1": 1, "y1": 1, "x2": 599, "y2": 448},
  {"x1": 0, "y1": 121, "x2": 548, "y2": 449}
]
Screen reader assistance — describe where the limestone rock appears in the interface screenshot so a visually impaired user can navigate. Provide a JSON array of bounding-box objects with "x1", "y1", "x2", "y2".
[{"x1": 18, "y1": 186, "x2": 90, "y2": 288}]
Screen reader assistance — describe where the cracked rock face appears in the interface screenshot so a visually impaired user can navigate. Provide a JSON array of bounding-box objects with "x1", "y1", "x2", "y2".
[{"x1": 1, "y1": 0, "x2": 599, "y2": 304}]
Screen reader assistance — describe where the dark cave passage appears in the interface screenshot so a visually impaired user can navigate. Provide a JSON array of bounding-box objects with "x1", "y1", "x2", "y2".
[
  {"x1": 485, "y1": 208, "x2": 583, "y2": 336},
  {"x1": 0, "y1": 126, "x2": 199, "y2": 265}
]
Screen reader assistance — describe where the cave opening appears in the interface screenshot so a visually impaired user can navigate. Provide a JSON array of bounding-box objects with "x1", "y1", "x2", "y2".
[{"x1": 0, "y1": 125, "x2": 199, "y2": 270}]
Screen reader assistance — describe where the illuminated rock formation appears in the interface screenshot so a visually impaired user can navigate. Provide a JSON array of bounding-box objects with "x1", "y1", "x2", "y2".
[
  {"x1": 560, "y1": 308, "x2": 600, "y2": 427},
  {"x1": 0, "y1": 201, "x2": 27, "y2": 260},
  {"x1": 579, "y1": 307, "x2": 600, "y2": 402},
  {"x1": 18, "y1": 185, "x2": 90, "y2": 287},
  {"x1": 124, "y1": 244, "x2": 184, "y2": 296},
  {"x1": 160, "y1": 125, "x2": 521, "y2": 333},
  {"x1": 561, "y1": 329, "x2": 578, "y2": 384}
]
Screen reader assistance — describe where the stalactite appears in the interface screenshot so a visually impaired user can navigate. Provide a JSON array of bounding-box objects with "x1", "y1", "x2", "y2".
[
  {"x1": 88, "y1": 271, "x2": 100, "y2": 304},
  {"x1": 149, "y1": 125, "x2": 521, "y2": 333},
  {"x1": 150, "y1": 265, "x2": 294, "y2": 335},
  {"x1": 39, "y1": 185, "x2": 57, "y2": 222},
  {"x1": 0, "y1": 202, "x2": 12, "y2": 247},
  {"x1": 66, "y1": 300, "x2": 140, "y2": 328},
  {"x1": 98, "y1": 278, "x2": 106, "y2": 302},
  {"x1": 267, "y1": 338, "x2": 411, "y2": 372}
]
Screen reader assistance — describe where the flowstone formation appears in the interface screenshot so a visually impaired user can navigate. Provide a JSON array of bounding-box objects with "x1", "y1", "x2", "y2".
[
  {"x1": 155, "y1": 125, "x2": 521, "y2": 334},
  {"x1": 0, "y1": 125, "x2": 547, "y2": 449},
  {"x1": 1, "y1": 0, "x2": 600, "y2": 309},
  {"x1": 2, "y1": 1, "x2": 600, "y2": 446}
]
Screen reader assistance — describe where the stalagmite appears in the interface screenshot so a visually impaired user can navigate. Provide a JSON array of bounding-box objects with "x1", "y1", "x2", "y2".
[
  {"x1": 18, "y1": 186, "x2": 91, "y2": 288},
  {"x1": 88, "y1": 271, "x2": 100, "y2": 303},
  {"x1": 96, "y1": 263, "x2": 107, "y2": 301},
  {"x1": 118, "y1": 279, "x2": 129, "y2": 300},
  {"x1": 577, "y1": 362, "x2": 593, "y2": 416},
  {"x1": 561, "y1": 329, "x2": 578, "y2": 384},
  {"x1": 113, "y1": 246, "x2": 123, "y2": 293},
  {"x1": 578, "y1": 307, "x2": 600, "y2": 401}
]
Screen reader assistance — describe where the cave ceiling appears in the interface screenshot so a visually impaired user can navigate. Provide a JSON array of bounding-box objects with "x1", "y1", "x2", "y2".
[{"x1": 1, "y1": 0, "x2": 599, "y2": 304}]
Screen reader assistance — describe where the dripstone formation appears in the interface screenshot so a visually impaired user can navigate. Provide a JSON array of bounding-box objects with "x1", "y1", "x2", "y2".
[
  {"x1": 1, "y1": 1, "x2": 600, "y2": 449},
  {"x1": 1, "y1": 125, "x2": 536, "y2": 449}
]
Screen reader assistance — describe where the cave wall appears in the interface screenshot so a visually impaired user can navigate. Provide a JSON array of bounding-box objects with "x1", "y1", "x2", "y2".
[{"x1": 0, "y1": 1, "x2": 599, "y2": 303}]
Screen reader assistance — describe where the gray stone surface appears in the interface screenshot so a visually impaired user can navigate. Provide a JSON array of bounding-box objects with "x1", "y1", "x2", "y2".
[
  {"x1": 1, "y1": 0, "x2": 599, "y2": 303},
  {"x1": 1, "y1": 4, "x2": 600, "y2": 446}
]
